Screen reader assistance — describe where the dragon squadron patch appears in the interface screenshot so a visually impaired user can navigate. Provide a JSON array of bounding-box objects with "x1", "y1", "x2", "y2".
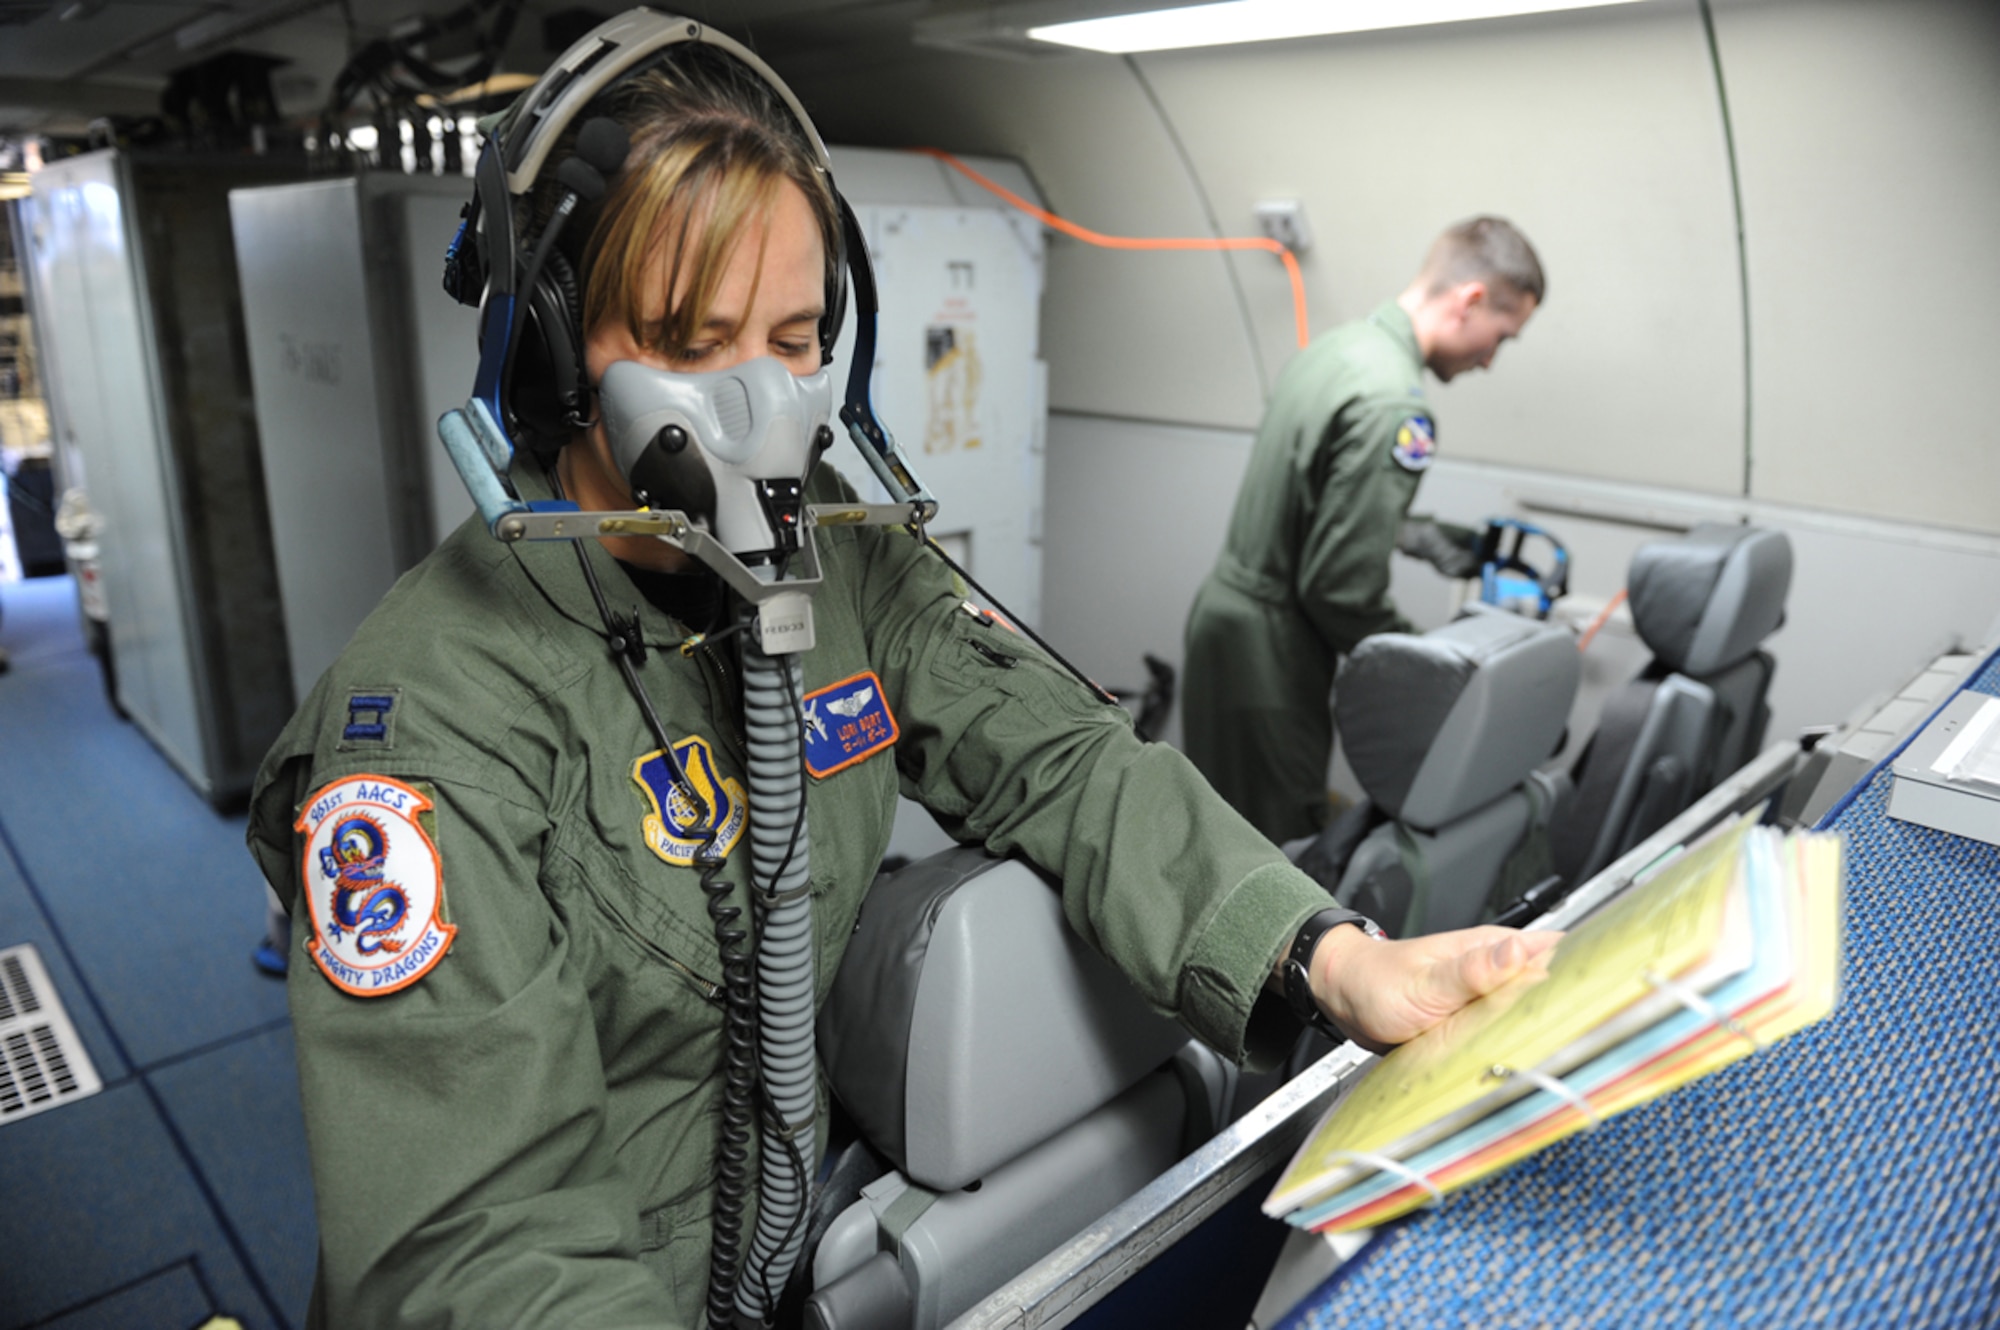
[
  {"x1": 296, "y1": 775, "x2": 455, "y2": 997},
  {"x1": 632, "y1": 737, "x2": 748, "y2": 866},
  {"x1": 1391, "y1": 414, "x2": 1438, "y2": 472},
  {"x1": 802, "y1": 671, "x2": 899, "y2": 778}
]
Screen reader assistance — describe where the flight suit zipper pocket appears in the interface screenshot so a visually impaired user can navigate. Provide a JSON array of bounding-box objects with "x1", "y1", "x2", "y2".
[
  {"x1": 968, "y1": 638, "x2": 1016, "y2": 669},
  {"x1": 624, "y1": 926, "x2": 724, "y2": 1006},
  {"x1": 553, "y1": 840, "x2": 727, "y2": 1006},
  {"x1": 661, "y1": 953, "x2": 721, "y2": 1003}
]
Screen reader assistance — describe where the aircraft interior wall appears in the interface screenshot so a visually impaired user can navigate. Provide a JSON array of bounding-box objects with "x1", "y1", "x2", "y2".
[
  {"x1": 1718, "y1": 0, "x2": 2000, "y2": 533},
  {"x1": 792, "y1": 0, "x2": 2000, "y2": 764},
  {"x1": 801, "y1": 0, "x2": 2000, "y2": 536}
]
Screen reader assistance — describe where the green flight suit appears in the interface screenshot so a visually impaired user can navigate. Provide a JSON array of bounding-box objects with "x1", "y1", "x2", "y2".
[
  {"x1": 1183, "y1": 301, "x2": 1434, "y2": 843},
  {"x1": 247, "y1": 461, "x2": 1335, "y2": 1327}
]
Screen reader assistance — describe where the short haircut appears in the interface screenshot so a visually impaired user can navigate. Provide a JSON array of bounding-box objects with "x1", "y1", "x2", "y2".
[{"x1": 1418, "y1": 216, "x2": 1544, "y2": 309}]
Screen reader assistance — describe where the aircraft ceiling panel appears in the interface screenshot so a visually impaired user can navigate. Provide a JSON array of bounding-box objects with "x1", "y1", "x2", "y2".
[{"x1": 0, "y1": 1, "x2": 204, "y2": 81}]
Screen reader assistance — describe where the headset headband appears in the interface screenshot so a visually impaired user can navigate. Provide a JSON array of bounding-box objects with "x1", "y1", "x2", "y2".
[{"x1": 499, "y1": 10, "x2": 836, "y2": 200}]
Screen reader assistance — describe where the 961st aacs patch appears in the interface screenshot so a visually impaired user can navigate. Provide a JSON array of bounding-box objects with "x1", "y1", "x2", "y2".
[{"x1": 295, "y1": 775, "x2": 455, "y2": 997}]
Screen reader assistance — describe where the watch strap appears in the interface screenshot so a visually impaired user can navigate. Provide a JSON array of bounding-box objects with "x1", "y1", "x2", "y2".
[{"x1": 1282, "y1": 905, "x2": 1384, "y2": 1043}]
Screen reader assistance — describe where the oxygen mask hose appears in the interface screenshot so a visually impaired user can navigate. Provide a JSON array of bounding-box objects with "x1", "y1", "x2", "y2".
[{"x1": 733, "y1": 599, "x2": 818, "y2": 1327}]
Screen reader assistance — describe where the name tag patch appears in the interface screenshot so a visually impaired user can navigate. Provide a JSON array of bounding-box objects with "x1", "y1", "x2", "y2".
[
  {"x1": 632, "y1": 736, "x2": 748, "y2": 866},
  {"x1": 295, "y1": 775, "x2": 455, "y2": 997},
  {"x1": 802, "y1": 671, "x2": 899, "y2": 778},
  {"x1": 1391, "y1": 414, "x2": 1437, "y2": 472}
]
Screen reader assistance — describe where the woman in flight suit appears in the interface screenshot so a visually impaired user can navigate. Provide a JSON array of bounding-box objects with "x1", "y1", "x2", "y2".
[{"x1": 246, "y1": 23, "x2": 1555, "y2": 1326}]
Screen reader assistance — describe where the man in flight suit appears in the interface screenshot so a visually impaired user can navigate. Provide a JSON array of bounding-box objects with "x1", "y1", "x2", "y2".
[{"x1": 1182, "y1": 216, "x2": 1543, "y2": 843}]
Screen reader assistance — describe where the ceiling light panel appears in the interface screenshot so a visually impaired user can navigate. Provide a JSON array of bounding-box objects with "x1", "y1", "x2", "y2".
[{"x1": 1028, "y1": 0, "x2": 1649, "y2": 54}]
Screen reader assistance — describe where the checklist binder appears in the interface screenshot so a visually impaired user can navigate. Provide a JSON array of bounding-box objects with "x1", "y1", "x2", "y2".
[{"x1": 1266, "y1": 818, "x2": 1843, "y2": 1233}]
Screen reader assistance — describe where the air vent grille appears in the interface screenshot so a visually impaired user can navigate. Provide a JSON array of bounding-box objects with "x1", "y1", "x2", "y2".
[{"x1": 0, "y1": 944, "x2": 102, "y2": 1126}]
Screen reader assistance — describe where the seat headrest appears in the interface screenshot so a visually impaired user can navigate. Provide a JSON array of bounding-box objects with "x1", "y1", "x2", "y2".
[
  {"x1": 1628, "y1": 524, "x2": 1792, "y2": 676},
  {"x1": 1336, "y1": 611, "x2": 1580, "y2": 830},
  {"x1": 819, "y1": 849, "x2": 1186, "y2": 1191}
]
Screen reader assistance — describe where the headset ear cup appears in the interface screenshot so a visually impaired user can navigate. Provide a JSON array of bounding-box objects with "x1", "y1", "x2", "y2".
[{"x1": 506, "y1": 256, "x2": 588, "y2": 460}]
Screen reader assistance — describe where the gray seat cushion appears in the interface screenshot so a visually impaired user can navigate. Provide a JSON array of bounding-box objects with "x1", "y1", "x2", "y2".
[
  {"x1": 1628, "y1": 524, "x2": 1792, "y2": 676},
  {"x1": 1336, "y1": 613, "x2": 1580, "y2": 831}
]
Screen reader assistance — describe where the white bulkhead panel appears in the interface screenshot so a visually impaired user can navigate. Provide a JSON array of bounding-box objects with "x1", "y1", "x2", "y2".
[
  {"x1": 852, "y1": 201, "x2": 1047, "y2": 628},
  {"x1": 828, "y1": 148, "x2": 1050, "y2": 862}
]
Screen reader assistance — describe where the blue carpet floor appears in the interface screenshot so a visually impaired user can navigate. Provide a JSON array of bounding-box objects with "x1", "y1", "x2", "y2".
[{"x1": 0, "y1": 577, "x2": 315, "y2": 1330}]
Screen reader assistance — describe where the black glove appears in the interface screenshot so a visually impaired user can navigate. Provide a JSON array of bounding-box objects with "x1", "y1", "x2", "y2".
[{"x1": 1396, "y1": 518, "x2": 1483, "y2": 579}]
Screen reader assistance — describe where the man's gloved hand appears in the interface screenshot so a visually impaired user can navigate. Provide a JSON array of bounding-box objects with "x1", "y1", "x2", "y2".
[{"x1": 1397, "y1": 517, "x2": 1484, "y2": 579}]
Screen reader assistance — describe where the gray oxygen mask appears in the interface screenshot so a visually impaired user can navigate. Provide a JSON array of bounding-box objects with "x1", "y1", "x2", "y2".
[{"x1": 598, "y1": 355, "x2": 833, "y2": 567}]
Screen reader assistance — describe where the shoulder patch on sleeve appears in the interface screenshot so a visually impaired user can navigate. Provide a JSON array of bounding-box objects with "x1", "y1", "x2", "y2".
[
  {"x1": 295, "y1": 775, "x2": 455, "y2": 997},
  {"x1": 802, "y1": 671, "x2": 899, "y2": 778},
  {"x1": 1391, "y1": 415, "x2": 1437, "y2": 472}
]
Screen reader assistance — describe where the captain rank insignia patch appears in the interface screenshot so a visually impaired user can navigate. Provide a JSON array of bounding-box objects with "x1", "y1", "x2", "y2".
[
  {"x1": 802, "y1": 671, "x2": 899, "y2": 778},
  {"x1": 296, "y1": 775, "x2": 455, "y2": 997},
  {"x1": 632, "y1": 736, "x2": 748, "y2": 865}
]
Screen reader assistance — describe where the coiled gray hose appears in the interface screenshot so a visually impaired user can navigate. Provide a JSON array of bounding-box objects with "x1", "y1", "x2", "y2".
[{"x1": 735, "y1": 631, "x2": 816, "y2": 1325}]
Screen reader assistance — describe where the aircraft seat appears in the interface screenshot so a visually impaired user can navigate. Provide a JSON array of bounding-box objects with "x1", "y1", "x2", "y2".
[
  {"x1": 807, "y1": 847, "x2": 1235, "y2": 1330},
  {"x1": 1550, "y1": 522, "x2": 1792, "y2": 888},
  {"x1": 1296, "y1": 610, "x2": 1580, "y2": 936}
]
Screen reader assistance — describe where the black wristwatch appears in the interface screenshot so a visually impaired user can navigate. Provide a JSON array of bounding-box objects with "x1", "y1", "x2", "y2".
[{"x1": 1282, "y1": 906, "x2": 1386, "y2": 1043}]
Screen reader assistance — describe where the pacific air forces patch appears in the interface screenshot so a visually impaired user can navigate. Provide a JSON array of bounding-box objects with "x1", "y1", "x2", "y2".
[
  {"x1": 1391, "y1": 414, "x2": 1438, "y2": 472},
  {"x1": 296, "y1": 775, "x2": 455, "y2": 997},
  {"x1": 632, "y1": 737, "x2": 747, "y2": 866},
  {"x1": 802, "y1": 671, "x2": 899, "y2": 778}
]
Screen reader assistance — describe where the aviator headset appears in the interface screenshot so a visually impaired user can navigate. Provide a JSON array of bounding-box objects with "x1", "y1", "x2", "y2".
[{"x1": 441, "y1": 8, "x2": 889, "y2": 476}]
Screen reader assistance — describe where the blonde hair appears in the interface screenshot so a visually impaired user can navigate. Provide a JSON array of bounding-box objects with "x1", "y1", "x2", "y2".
[{"x1": 559, "y1": 51, "x2": 840, "y2": 359}]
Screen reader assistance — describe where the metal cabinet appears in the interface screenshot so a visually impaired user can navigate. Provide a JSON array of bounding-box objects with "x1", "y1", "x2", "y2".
[
  {"x1": 229, "y1": 173, "x2": 477, "y2": 701},
  {"x1": 22, "y1": 150, "x2": 297, "y2": 806}
]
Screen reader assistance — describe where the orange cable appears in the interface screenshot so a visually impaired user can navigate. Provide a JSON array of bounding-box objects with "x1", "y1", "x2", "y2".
[
  {"x1": 1575, "y1": 588, "x2": 1628, "y2": 653},
  {"x1": 913, "y1": 147, "x2": 1311, "y2": 349}
]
